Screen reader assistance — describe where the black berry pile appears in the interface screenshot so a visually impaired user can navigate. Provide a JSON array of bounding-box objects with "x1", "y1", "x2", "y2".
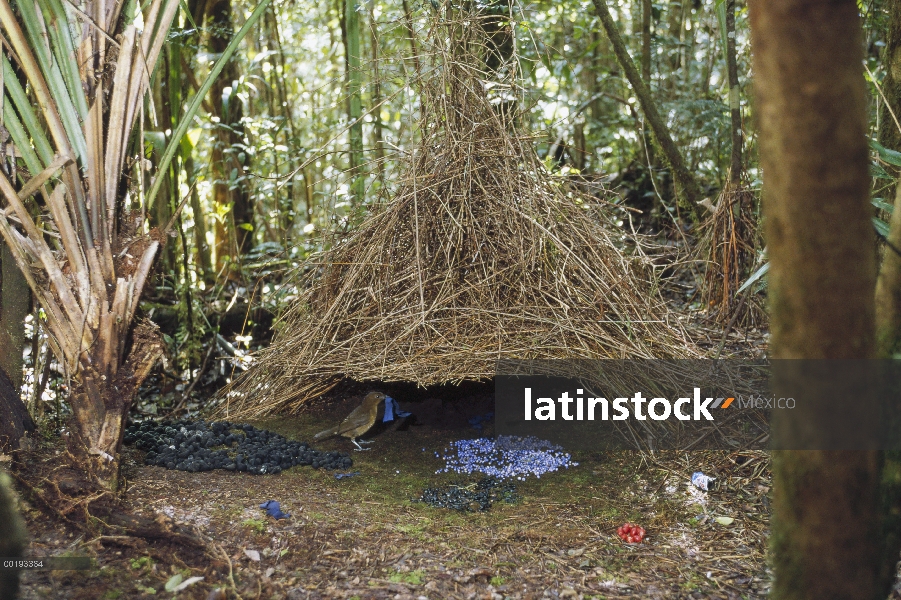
[
  {"x1": 124, "y1": 419, "x2": 353, "y2": 474},
  {"x1": 416, "y1": 477, "x2": 519, "y2": 512}
]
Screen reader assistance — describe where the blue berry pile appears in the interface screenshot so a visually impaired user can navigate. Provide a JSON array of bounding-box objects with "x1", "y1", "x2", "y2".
[
  {"x1": 124, "y1": 419, "x2": 353, "y2": 474},
  {"x1": 435, "y1": 436, "x2": 577, "y2": 480}
]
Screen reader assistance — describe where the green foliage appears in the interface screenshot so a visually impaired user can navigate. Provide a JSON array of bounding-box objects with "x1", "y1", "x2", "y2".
[
  {"x1": 242, "y1": 518, "x2": 267, "y2": 533},
  {"x1": 388, "y1": 569, "x2": 425, "y2": 584}
]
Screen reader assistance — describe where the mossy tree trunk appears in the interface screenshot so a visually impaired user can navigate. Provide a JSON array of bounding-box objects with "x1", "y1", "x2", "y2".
[
  {"x1": 749, "y1": 2, "x2": 882, "y2": 598},
  {"x1": 0, "y1": 470, "x2": 26, "y2": 599},
  {"x1": 874, "y1": 8, "x2": 901, "y2": 590},
  {"x1": 876, "y1": 0, "x2": 901, "y2": 359}
]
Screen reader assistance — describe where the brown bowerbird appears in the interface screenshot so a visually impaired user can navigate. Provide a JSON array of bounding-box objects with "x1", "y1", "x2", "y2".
[{"x1": 314, "y1": 392, "x2": 387, "y2": 451}]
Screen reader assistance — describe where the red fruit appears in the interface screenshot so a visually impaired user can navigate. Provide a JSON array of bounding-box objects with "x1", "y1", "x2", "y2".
[{"x1": 618, "y1": 522, "x2": 645, "y2": 543}]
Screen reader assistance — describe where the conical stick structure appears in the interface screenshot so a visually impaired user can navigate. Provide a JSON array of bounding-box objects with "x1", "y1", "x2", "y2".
[{"x1": 218, "y1": 9, "x2": 701, "y2": 418}]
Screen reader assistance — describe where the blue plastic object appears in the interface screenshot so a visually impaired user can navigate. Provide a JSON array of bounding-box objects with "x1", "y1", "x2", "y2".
[
  {"x1": 335, "y1": 471, "x2": 361, "y2": 480},
  {"x1": 383, "y1": 396, "x2": 412, "y2": 422},
  {"x1": 259, "y1": 500, "x2": 290, "y2": 519}
]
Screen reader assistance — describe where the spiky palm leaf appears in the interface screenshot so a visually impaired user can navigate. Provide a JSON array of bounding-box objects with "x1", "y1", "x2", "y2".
[
  {"x1": 0, "y1": 0, "x2": 178, "y2": 483},
  {"x1": 0, "y1": 0, "x2": 270, "y2": 487}
]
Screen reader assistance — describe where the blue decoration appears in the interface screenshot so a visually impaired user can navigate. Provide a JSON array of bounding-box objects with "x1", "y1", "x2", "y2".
[
  {"x1": 259, "y1": 500, "x2": 290, "y2": 519},
  {"x1": 383, "y1": 396, "x2": 412, "y2": 422},
  {"x1": 436, "y1": 436, "x2": 578, "y2": 481}
]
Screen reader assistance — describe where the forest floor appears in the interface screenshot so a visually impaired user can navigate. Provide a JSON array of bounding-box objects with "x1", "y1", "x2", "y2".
[{"x1": 14, "y1": 368, "x2": 776, "y2": 600}]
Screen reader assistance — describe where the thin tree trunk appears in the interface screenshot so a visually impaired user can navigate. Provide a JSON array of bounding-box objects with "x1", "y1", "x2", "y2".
[
  {"x1": 344, "y1": 0, "x2": 364, "y2": 205},
  {"x1": 666, "y1": 0, "x2": 684, "y2": 80},
  {"x1": 592, "y1": 0, "x2": 703, "y2": 219},
  {"x1": 185, "y1": 150, "x2": 211, "y2": 280},
  {"x1": 749, "y1": 2, "x2": 881, "y2": 599},
  {"x1": 369, "y1": 7, "x2": 385, "y2": 190},
  {"x1": 641, "y1": 0, "x2": 651, "y2": 83},
  {"x1": 401, "y1": 0, "x2": 422, "y2": 75},
  {"x1": 724, "y1": 0, "x2": 742, "y2": 183},
  {"x1": 207, "y1": 0, "x2": 253, "y2": 268}
]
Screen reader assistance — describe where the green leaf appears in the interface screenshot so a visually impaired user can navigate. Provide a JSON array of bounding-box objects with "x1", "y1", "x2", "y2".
[
  {"x1": 871, "y1": 139, "x2": 901, "y2": 167},
  {"x1": 736, "y1": 262, "x2": 769, "y2": 295},
  {"x1": 874, "y1": 216, "x2": 891, "y2": 238},
  {"x1": 872, "y1": 198, "x2": 895, "y2": 213},
  {"x1": 164, "y1": 574, "x2": 183, "y2": 592},
  {"x1": 872, "y1": 161, "x2": 895, "y2": 180},
  {"x1": 715, "y1": 516, "x2": 734, "y2": 526}
]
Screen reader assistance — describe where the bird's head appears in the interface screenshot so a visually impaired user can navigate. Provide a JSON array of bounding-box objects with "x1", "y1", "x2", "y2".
[{"x1": 363, "y1": 391, "x2": 387, "y2": 407}]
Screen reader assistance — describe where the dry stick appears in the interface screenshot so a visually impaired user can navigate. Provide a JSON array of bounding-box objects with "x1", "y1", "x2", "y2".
[{"x1": 713, "y1": 288, "x2": 750, "y2": 362}]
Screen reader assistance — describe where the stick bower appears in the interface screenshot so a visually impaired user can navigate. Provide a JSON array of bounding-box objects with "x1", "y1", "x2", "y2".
[{"x1": 217, "y1": 12, "x2": 700, "y2": 418}]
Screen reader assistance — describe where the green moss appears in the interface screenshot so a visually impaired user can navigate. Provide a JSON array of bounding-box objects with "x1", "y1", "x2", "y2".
[
  {"x1": 242, "y1": 518, "x2": 267, "y2": 534},
  {"x1": 388, "y1": 569, "x2": 424, "y2": 585},
  {"x1": 129, "y1": 556, "x2": 153, "y2": 570}
]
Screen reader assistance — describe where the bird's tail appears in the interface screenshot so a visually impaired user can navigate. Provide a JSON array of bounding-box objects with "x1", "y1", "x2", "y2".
[{"x1": 314, "y1": 426, "x2": 338, "y2": 439}]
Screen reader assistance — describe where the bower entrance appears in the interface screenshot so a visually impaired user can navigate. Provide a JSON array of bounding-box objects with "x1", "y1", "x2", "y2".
[{"x1": 220, "y1": 10, "x2": 699, "y2": 418}]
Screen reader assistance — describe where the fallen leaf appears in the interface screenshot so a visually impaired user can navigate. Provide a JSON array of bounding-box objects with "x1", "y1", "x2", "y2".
[
  {"x1": 244, "y1": 549, "x2": 261, "y2": 562},
  {"x1": 715, "y1": 517, "x2": 735, "y2": 526},
  {"x1": 164, "y1": 574, "x2": 183, "y2": 592}
]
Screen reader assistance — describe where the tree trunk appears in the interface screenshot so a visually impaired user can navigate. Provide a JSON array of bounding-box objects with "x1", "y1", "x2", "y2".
[
  {"x1": 749, "y1": 2, "x2": 882, "y2": 599},
  {"x1": 401, "y1": 0, "x2": 422, "y2": 76},
  {"x1": 344, "y1": 0, "x2": 364, "y2": 205},
  {"x1": 0, "y1": 364, "x2": 34, "y2": 451},
  {"x1": 877, "y1": 185, "x2": 901, "y2": 357},
  {"x1": 875, "y1": 0, "x2": 901, "y2": 359},
  {"x1": 207, "y1": 0, "x2": 253, "y2": 267},
  {"x1": 66, "y1": 321, "x2": 163, "y2": 488},
  {"x1": 879, "y1": 0, "x2": 901, "y2": 157},
  {"x1": 186, "y1": 149, "x2": 212, "y2": 281},
  {"x1": 724, "y1": 0, "x2": 742, "y2": 184},
  {"x1": 370, "y1": 6, "x2": 385, "y2": 190},
  {"x1": 0, "y1": 242, "x2": 29, "y2": 392},
  {"x1": 592, "y1": 0, "x2": 703, "y2": 220},
  {"x1": 641, "y1": 0, "x2": 651, "y2": 83},
  {"x1": 0, "y1": 469, "x2": 26, "y2": 599}
]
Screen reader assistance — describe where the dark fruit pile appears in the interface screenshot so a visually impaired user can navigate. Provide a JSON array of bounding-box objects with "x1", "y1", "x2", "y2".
[
  {"x1": 416, "y1": 477, "x2": 519, "y2": 512},
  {"x1": 124, "y1": 419, "x2": 352, "y2": 474}
]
